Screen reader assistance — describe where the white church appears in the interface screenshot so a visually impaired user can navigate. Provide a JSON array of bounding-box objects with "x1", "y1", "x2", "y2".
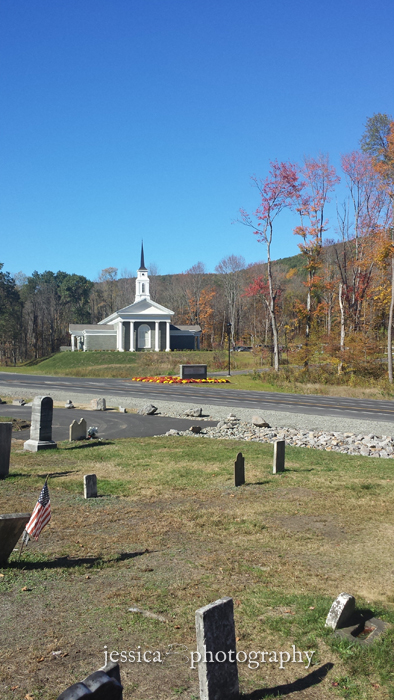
[{"x1": 69, "y1": 245, "x2": 201, "y2": 352}]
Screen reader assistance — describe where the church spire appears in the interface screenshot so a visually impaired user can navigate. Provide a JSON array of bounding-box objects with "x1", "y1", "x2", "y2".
[
  {"x1": 135, "y1": 242, "x2": 150, "y2": 301},
  {"x1": 139, "y1": 241, "x2": 147, "y2": 271}
]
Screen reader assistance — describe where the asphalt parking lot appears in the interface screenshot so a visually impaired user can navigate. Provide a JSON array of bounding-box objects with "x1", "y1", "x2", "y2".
[{"x1": 0, "y1": 404, "x2": 217, "y2": 442}]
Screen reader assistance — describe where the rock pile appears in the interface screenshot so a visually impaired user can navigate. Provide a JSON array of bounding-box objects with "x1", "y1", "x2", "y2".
[{"x1": 165, "y1": 413, "x2": 394, "y2": 458}]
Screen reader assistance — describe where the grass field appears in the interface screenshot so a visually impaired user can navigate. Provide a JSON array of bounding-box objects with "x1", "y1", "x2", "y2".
[{"x1": 1, "y1": 436, "x2": 393, "y2": 699}]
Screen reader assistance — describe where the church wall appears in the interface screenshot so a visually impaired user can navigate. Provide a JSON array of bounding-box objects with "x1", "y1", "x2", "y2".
[{"x1": 84, "y1": 334, "x2": 117, "y2": 351}]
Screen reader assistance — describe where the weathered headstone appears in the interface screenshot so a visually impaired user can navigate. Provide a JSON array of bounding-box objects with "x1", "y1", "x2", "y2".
[
  {"x1": 24, "y1": 396, "x2": 57, "y2": 452},
  {"x1": 90, "y1": 398, "x2": 106, "y2": 411},
  {"x1": 12, "y1": 398, "x2": 25, "y2": 406},
  {"x1": 234, "y1": 452, "x2": 245, "y2": 487},
  {"x1": 138, "y1": 404, "x2": 157, "y2": 415},
  {"x1": 180, "y1": 364, "x2": 207, "y2": 380},
  {"x1": 0, "y1": 513, "x2": 30, "y2": 565},
  {"x1": 0, "y1": 422, "x2": 12, "y2": 479},
  {"x1": 325, "y1": 592, "x2": 356, "y2": 630},
  {"x1": 195, "y1": 596, "x2": 239, "y2": 700},
  {"x1": 69, "y1": 418, "x2": 87, "y2": 441},
  {"x1": 273, "y1": 439, "x2": 285, "y2": 473},
  {"x1": 84, "y1": 474, "x2": 97, "y2": 499},
  {"x1": 65, "y1": 399, "x2": 74, "y2": 409},
  {"x1": 118, "y1": 407, "x2": 126, "y2": 413},
  {"x1": 57, "y1": 661, "x2": 122, "y2": 699}
]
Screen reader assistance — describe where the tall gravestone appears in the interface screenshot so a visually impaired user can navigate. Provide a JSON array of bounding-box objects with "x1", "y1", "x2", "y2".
[
  {"x1": 0, "y1": 422, "x2": 12, "y2": 478},
  {"x1": 195, "y1": 597, "x2": 239, "y2": 700},
  {"x1": 24, "y1": 396, "x2": 57, "y2": 452},
  {"x1": 234, "y1": 452, "x2": 245, "y2": 487},
  {"x1": 273, "y1": 440, "x2": 285, "y2": 474}
]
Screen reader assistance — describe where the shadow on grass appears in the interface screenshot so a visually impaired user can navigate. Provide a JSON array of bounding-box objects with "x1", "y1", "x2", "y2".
[
  {"x1": 6, "y1": 471, "x2": 76, "y2": 479},
  {"x1": 245, "y1": 481, "x2": 271, "y2": 487},
  {"x1": 241, "y1": 662, "x2": 334, "y2": 698},
  {"x1": 8, "y1": 550, "x2": 149, "y2": 570},
  {"x1": 65, "y1": 440, "x2": 114, "y2": 450}
]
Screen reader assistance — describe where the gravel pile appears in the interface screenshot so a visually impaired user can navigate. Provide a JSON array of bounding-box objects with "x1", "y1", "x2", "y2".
[{"x1": 164, "y1": 413, "x2": 394, "y2": 459}]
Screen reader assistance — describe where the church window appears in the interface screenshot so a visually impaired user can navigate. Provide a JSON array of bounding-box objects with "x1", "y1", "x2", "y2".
[
  {"x1": 138, "y1": 324, "x2": 151, "y2": 349},
  {"x1": 141, "y1": 283, "x2": 145, "y2": 293}
]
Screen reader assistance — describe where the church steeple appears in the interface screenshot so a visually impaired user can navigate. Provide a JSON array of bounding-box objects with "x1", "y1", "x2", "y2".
[
  {"x1": 135, "y1": 242, "x2": 150, "y2": 301},
  {"x1": 139, "y1": 241, "x2": 147, "y2": 271}
]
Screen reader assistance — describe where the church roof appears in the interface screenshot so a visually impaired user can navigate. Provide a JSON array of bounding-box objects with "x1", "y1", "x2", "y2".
[{"x1": 99, "y1": 298, "x2": 174, "y2": 323}]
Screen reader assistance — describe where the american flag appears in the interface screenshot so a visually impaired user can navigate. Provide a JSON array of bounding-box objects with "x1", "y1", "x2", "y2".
[{"x1": 24, "y1": 481, "x2": 51, "y2": 541}]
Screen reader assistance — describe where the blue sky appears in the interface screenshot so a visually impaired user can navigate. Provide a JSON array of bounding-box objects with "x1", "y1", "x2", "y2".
[{"x1": 1, "y1": 0, "x2": 393, "y2": 280}]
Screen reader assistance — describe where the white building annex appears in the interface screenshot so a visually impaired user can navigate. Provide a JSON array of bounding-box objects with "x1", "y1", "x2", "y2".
[{"x1": 69, "y1": 245, "x2": 201, "y2": 352}]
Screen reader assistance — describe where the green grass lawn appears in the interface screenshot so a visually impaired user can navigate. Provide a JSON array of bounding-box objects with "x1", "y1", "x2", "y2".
[{"x1": 1, "y1": 436, "x2": 393, "y2": 699}]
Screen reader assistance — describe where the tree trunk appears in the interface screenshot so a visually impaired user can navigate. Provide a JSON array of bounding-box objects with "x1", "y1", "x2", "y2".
[
  {"x1": 338, "y1": 282, "x2": 345, "y2": 375},
  {"x1": 388, "y1": 257, "x2": 394, "y2": 383}
]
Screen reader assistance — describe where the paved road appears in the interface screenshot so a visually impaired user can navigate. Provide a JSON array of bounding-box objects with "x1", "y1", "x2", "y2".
[
  {"x1": 1, "y1": 404, "x2": 217, "y2": 441},
  {"x1": 1, "y1": 372, "x2": 394, "y2": 423}
]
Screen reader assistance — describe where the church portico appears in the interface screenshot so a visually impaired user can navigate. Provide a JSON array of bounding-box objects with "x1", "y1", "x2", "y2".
[{"x1": 69, "y1": 244, "x2": 200, "y2": 353}]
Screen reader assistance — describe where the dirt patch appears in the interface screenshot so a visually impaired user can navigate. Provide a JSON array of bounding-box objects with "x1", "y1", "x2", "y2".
[{"x1": 275, "y1": 515, "x2": 347, "y2": 541}]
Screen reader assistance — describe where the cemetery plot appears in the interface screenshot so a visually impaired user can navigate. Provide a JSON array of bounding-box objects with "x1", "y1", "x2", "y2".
[{"x1": 0, "y1": 437, "x2": 393, "y2": 699}]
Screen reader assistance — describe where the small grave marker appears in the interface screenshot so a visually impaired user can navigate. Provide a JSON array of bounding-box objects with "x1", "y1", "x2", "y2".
[
  {"x1": 57, "y1": 661, "x2": 122, "y2": 699},
  {"x1": 0, "y1": 422, "x2": 12, "y2": 478},
  {"x1": 234, "y1": 452, "x2": 245, "y2": 486},
  {"x1": 195, "y1": 596, "x2": 239, "y2": 700},
  {"x1": 84, "y1": 474, "x2": 97, "y2": 499},
  {"x1": 91, "y1": 398, "x2": 106, "y2": 411},
  {"x1": 325, "y1": 592, "x2": 355, "y2": 629},
  {"x1": 273, "y1": 439, "x2": 285, "y2": 473},
  {"x1": 0, "y1": 513, "x2": 31, "y2": 565},
  {"x1": 69, "y1": 418, "x2": 87, "y2": 441}
]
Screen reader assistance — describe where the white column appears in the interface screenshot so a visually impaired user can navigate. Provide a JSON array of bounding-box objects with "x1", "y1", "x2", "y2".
[
  {"x1": 129, "y1": 321, "x2": 134, "y2": 351},
  {"x1": 71, "y1": 335, "x2": 75, "y2": 351},
  {"x1": 155, "y1": 321, "x2": 159, "y2": 352},
  {"x1": 165, "y1": 321, "x2": 170, "y2": 352},
  {"x1": 118, "y1": 321, "x2": 124, "y2": 352}
]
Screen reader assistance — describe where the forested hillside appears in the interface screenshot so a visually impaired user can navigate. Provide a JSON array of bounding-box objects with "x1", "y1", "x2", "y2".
[{"x1": 1, "y1": 114, "x2": 393, "y2": 382}]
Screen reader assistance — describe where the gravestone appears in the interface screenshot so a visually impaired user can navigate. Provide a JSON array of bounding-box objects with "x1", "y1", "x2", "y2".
[
  {"x1": 24, "y1": 396, "x2": 57, "y2": 452},
  {"x1": 234, "y1": 452, "x2": 245, "y2": 487},
  {"x1": 0, "y1": 422, "x2": 12, "y2": 478},
  {"x1": 325, "y1": 592, "x2": 356, "y2": 630},
  {"x1": 84, "y1": 474, "x2": 97, "y2": 499},
  {"x1": 118, "y1": 407, "x2": 126, "y2": 413},
  {"x1": 0, "y1": 513, "x2": 31, "y2": 565},
  {"x1": 91, "y1": 398, "x2": 106, "y2": 411},
  {"x1": 57, "y1": 661, "x2": 122, "y2": 699},
  {"x1": 180, "y1": 364, "x2": 207, "y2": 380},
  {"x1": 195, "y1": 596, "x2": 239, "y2": 700},
  {"x1": 69, "y1": 418, "x2": 87, "y2": 441},
  {"x1": 12, "y1": 399, "x2": 25, "y2": 406},
  {"x1": 65, "y1": 399, "x2": 74, "y2": 409},
  {"x1": 273, "y1": 440, "x2": 285, "y2": 473}
]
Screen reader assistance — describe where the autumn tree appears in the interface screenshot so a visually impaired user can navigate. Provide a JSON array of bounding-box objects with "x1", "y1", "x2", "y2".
[
  {"x1": 294, "y1": 154, "x2": 339, "y2": 350},
  {"x1": 215, "y1": 254, "x2": 246, "y2": 346},
  {"x1": 239, "y1": 161, "x2": 302, "y2": 370},
  {"x1": 362, "y1": 114, "x2": 394, "y2": 380}
]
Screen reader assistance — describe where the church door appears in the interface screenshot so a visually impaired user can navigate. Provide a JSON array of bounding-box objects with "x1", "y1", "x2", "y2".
[{"x1": 138, "y1": 324, "x2": 151, "y2": 349}]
